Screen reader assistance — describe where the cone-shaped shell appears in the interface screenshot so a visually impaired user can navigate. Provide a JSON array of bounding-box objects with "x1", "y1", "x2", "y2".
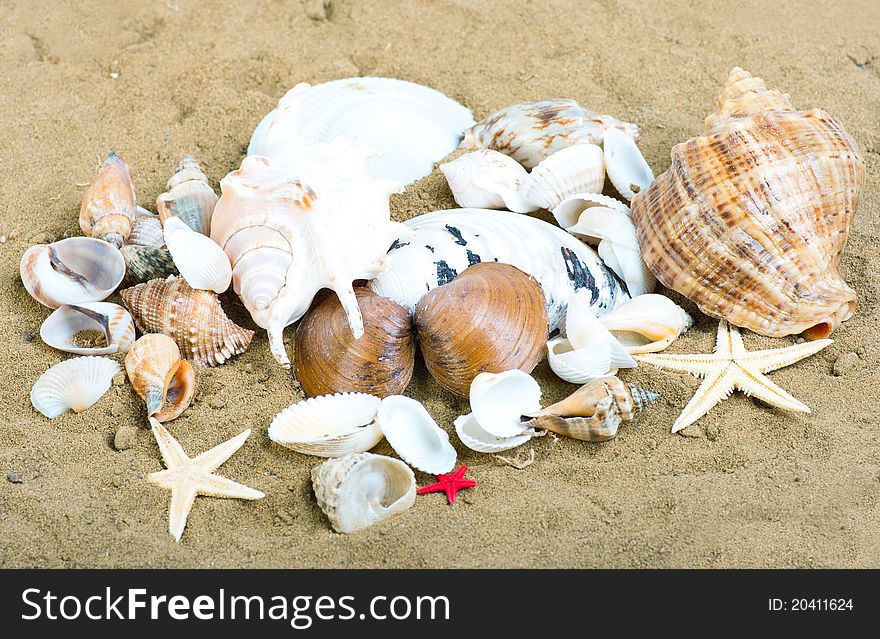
[
  {"x1": 40, "y1": 302, "x2": 135, "y2": 355},
  {"x1": 127, "y1": 211, "x2": 165, "y2": 248},
  {"x1": 79, "y1": 151, "x2": 137, "y2": 247},
  {"x1": 124, "y1": 333, "x2": 195, "y2": 422},
  {"x1": 294, "y1": 288, "x2": 414, "y2": 398},
  {"x1": 414, "y1": 262, "x2": 548, "y2": 397},
  {"x1": 598, "y1": 294, "x2": 692, "y2": 354},
  {"x1": 120, "y1": 244, "x2": 179, "y2": 285},
  {"x1": 439, "y1": 150, "x2": 534, "y2": 212},
  {"x1": 30, "y1": 356, "x2": 120, "y2": 418},
  {"x1": 156, "y1": 156, "x2": 217, "y2": 235},
  {"x1": 632, "y1": 67, "x2": 863, "y2": 339},
  {"x1": 163, "y1": 217, "x2": 232, "y2": 293},
  {"x1": 121, "y1": 276, "x2": 253, "y2": 366},
  {"x1": 311, "y1": 452, "x2": 416, "y2": 534},
  {"x1": 375, "y1": 395, "x2": 457, "y2": 475},
  {"x1": 520, "y1": 143, "x2": 605, "y2": 210}
]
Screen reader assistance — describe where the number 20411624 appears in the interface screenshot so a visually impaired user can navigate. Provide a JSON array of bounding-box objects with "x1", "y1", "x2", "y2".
[{"x1": 768, "y1": 599, "x2": 854, "y2": 611}]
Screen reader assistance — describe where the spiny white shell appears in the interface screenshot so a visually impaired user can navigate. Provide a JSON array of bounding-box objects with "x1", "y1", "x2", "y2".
[
  {"x1": 598, "y1": 294, "x2": 693, "y2": 354},
  {"x1": 40, "y1": 302, "x2": 135, "y2": 355},
  {"x1": 454, "y1": 413, "x2": 535, "y2": 453},
  {"x1": 469, "y1": 370, "x2": 542, "y2": 438},
  {"x1": 30, "y1": 356, "x2": 120, "y2": 418},
  {"x1": 604, "y1": 127, "x2": 654, "y2": 201},
  {"x1": 520, "y1": 144, "x2": 605, "y2": 210},
  {"x1": 374, "y1": 395, "x2": 456, "y2": 475},
  {"x1": 249, "y1": 78, "x2": 475, "y2": 185},
  {"x1": 552, "y1": 192, "x2": 631, "y2": 228},
  {"x1": 164, "y1": 217, "x2": 232, "y2": 293},
  {"x1": 20, "y1": 237, "x2": 126, "y2": 309},
  {"x1": 311, "y1": 452, "x2": 416, "y2": 534},
  {"x1": 127, "y1": 211, "x2": 165, "y2": 248},
  {"x1": 547, "y1": 289, "x2": 636, "y2": 384},
  {"x1": 439, "y1": 150, "x2": 534, "y2": 212},
  {"x1": 268, "y1": 393, "x2": 383, "y2": 457}
]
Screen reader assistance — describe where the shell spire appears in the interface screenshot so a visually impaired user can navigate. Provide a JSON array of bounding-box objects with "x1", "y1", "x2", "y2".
[
  {"x1": 79, "y1": 151, "x2": 137, "y2": 247},
  {"x1": 627, "y1": 384, "x2": 660, "y2": 413},
  {"x1": 704, "y1": 67, "x2": 794, "y2": 130}
]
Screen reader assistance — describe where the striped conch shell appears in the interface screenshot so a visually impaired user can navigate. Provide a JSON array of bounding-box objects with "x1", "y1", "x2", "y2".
[
  {"x1": 156, "y1": 156, "x2": 218, "y2": 235},
  {"x1": 632, "y1": 67, "x2": 864, "y2": 339},
  {"x1": 125, "y1": 334, "x2": 195, "y2": 422},
  {"x1": 79, "y1": 151, "x2": 137, "y2": 247},
  {"x1": 121, "y1": 276, "x2": 253, "y2": 366}
]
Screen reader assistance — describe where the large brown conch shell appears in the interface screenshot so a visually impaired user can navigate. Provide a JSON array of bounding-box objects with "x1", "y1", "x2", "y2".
[
  {"x1": 294, "y1": 288, "x2": 414, "y2": 398},
  {"x1": 632, "y1": 67, "x2": 864, "y2": 339},
  {"x1": 125, "y1": 333, "x2": 195, "y2": 422},
  {"x1": 79, "y1": 151, "x2": 137, "y2": 248},
  {"x1": 120, "y1": 276, "x2": 254, "y2": 366},
  {"x1": 414, "y1": 262, "x2": 548, "y2": 396}
]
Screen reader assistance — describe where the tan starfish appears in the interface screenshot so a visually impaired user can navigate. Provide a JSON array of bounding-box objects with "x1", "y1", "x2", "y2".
[
  {"x1": 147, "y1": 417, "x2": 265, "y2": 541},
  {"x1": 635, "y1": 320, "x2": 831, "y2": 433}
]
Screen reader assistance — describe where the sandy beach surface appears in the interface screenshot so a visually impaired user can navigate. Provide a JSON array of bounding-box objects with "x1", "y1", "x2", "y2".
[{"x1": 1, "y1": 0, "x2": 878, "y2": 568}]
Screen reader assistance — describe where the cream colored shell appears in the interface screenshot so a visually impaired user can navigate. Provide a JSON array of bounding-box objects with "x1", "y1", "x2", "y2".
[{"x1": 30, "y1": 356, "x2": 120, "y2": 418}]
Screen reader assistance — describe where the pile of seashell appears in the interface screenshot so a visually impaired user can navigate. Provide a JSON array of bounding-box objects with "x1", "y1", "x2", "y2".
[{"x1": 21, "y1": 68, "x2": 864, "y2": 537}]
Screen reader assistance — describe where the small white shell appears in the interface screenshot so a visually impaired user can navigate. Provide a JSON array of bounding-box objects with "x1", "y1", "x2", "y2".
[
  {"x1": 439, "y1": 150, "x2": 534, "y2": 212},
  {"x1": 30, "y1": 356, "x2": 120, "y2": 418},
  {"x1": 469, "y1": 370, "x2": 542, "y2": 438},
  {"x1": 598, "y1": 294, "x2": 693, "y2": 354},
  {"x1": 520, "y1": 144, "x2": 605, "y2": 210},
  {"x1": 40, "y1": 302, "x2": 135, "y2": 355},
  {"x1": 604, "y1": 127, "x2": 654, "y2": 201},
  {"x1": 311, "y1": 452, "x2": 416, "y2": 534},
  {"x1": 163, "y1": 216, "x2": 232, "y2": 293},
  {"x1": 127, "y1": 211, "x2": 165, "y2": 248},
  {"x1": 454, "y1": 413, "x2": 535, "y2": 453},
  {"x1": 268, "y1": 393, "x2": 383, "y2": 457},
  {"x1": 375, "y1": 395, "x2": 456, "y2": 475},
  {"x1": 552, "y1": 192, "x2": 631, "y2": 228}
]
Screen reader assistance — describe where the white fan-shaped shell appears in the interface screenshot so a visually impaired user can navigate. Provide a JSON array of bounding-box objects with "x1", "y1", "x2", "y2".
[
  {"x1": 127, "y1": 212, "x2": 165, "y2": 248},
  {"x1": 604, "y1": 127, "x2": 654, "y2": 201},
  {"x1": 163, "y1": 217, "x2": 232, "y2": 293},
  {"x1": 469, "y1": 370, "x2": 542, "y2": 438},
  {"x1": 375, "y1": 395, "x2": 456, "y2": 475},
  {"x1": 552, "y1": 192, "x2": 631, "y2": 228},
  {"x1": 439, "y1": 150, "x2": 534, "y2": 212},
  {"x1": 520, "y1": 144, "x2": 605, "y2": 210},
  {"x1": 249, "y1": 78, "x2": 475, "y2": 185},
  {"x1": 268, "y1": 393, "x2": 383, "y2": 457},
  {"x1": 40, "y1": 302, "x2": 135, "y2": 355},
  {"x1": 598, "y1": 294, "x2": 693, "y2": 354},
  {"x1": 30, "y1": 356, "x2": 120, "y2": 418},
  {"x1": 311, "y1": 452, "x2": 416, "y2": 534},
  {"x1": 20, "y1": 237, "x2": 126, "y2": 308},
  {"x1": 454, "y1": 414, "x2": 535, "y2": 453}
]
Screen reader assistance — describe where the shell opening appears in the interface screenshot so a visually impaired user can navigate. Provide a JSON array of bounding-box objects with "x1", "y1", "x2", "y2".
[{"x1": 154, "y1": 359, "x2": 195, "y2": 422}]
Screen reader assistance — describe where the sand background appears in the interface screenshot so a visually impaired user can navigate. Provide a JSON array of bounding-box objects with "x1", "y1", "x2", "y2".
[{"x1": 1, "y1": 0, "x2": 878, "y2": 568}]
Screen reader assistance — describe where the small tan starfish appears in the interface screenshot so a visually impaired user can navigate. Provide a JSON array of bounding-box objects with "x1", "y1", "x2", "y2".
[
  {"x1": 635, "y1": 320, "x2": 831, "y2": 433},
  {"x1": 147, "y1": 417, "x2": 265, "y2": 541}
]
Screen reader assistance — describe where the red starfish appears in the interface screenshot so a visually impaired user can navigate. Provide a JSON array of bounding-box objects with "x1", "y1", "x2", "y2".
[{"x1": 417, "y1": 465, "x2": 477, "y2": 504}]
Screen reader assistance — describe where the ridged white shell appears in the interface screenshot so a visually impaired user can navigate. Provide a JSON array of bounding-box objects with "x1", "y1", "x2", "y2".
[
  {"x1": 374, "y1": 395, "x2": 456, "y2": 475},
  {"x1": 598, "y1": 294, "x2": 693, "y2": 354},
  {"x1": 439, "y1": 150, "x2": 534, "y2": 212},
  {"x1": 604, "y1": 127, "x2": 654, "y2": 201},
  {"x1": 40, "y1": 302, "x2": 135, "y2": 355},
  {"x1": 30, "y1": 356, "x2": 120, "y2": 418},
  {"x1": 520, "y1": 144, "x2": 605, "y2": 210},
  {"x1": 552, "y1": 192, "x2": 631, "y2": 228},
  {"x1": 127, "y1": 211, "x2": 165, "y2": 248},
  {"x1": 311, "y1": 452, "x2": 416, "y2": 534},
  {"x1": 268, "y1": 393, "x2": 383, "y2": 457},
  {"x1": 248, "y1": 77, "x2": 475, "y2": 185},
  {"x1": 454, "y1": 413, "x2": 535, "y2": 453},
  {"x1": 164, "y1": 217, "x2": 232, "y2": 293},
  {"x1": 469, "y1": 370, "x2": 542, "y2": 438}
]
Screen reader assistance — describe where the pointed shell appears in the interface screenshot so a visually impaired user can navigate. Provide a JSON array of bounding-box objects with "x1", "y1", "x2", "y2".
[
  {"x1": 40, "y1": 302, "x2": 135, "y2": 355},
  {"x1": 552, "y1": 192, "x2": 631, "y2": 228},
  {"x1": 20, "y1": 237, "x2": 126, "y2": 308},
  {"x1": 124, "y1": 333, "x2": 195, "y2": 422},
  {"x1": 439, "y1": 150, "x2": 534, "y2": 212},
  {"x1": 79, "y1": 151, "x2": 137, "y2": 247},
  {"x1": 268, "y1": 393, "x2": 383, "y2": 457},
  {"x1": 30, "y1": 356, "x2": 120, "y2": 418},
  {"x1": 311, "y1": 452, "x2": 416, "y2": 534},
  {"x1": 120, "y1": 244, "x2": 179, "y2": 285},
  {"x1": 156, "y1": 156, "x2": 218, "y2": 235},
  {"x1": 454, "y1": 413, "x2": 535, "y2": 453},
  {"x1": 598, "y1": 294, "x2": 693, "y2": 354},
  {"x1": 163, "y1": 217, "x2": 231, "y2": 293},
  {"x1": 375, "y1": 395, "x2": 457, "y2": 475},
  {"x1": 520, "y1": 144, "x2": 605, "y2": 210},
  {"x1": 469, "y1": 370, "x2": 542, "y2": 438},
  {"x1": 603, "y1": 127, "x2": 654, "y2": 201},
  {"x1": 127, "y1": 211, "x2": 165, "y2": 248}
]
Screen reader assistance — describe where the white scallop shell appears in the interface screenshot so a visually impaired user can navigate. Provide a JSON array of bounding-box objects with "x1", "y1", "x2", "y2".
[
  {"x1": 604, "y1": 127, "x2": 654, "y2": 201},
  {"x1": 30, "y1": 356, "x2": 120, "y2": 418},
  {"x1": 374, "y1": 395, "x2": 456, "y2": 475},
  {"x1": 20, "y1": 237, "x2": 126, "y2": 309},
  {"x1": 311, "y1": 452, "x2": 416, "y2": 534},
  {"x1": 268, "y1": 393, "x2": 383, "y2": 457},
  {"x1": 520, "y1": 144, "x2": 605, "y2": 210},
  {"x1": 249, "y1": 78, "x2": 475, "y2": 185},
  {"x1": 163, "y1": 217, "x2": 232, "y2": 293},
  {"x1": 552, "y1": 192, "x2": 631, "y2": 228},
  {"x1": 127, "y1": 211, "x2": 165, "y2": 248},
  {"x1": 454, "y1": 413, "x2": 535, "y2": 453},
  {"x1": 40, "y1": 302, "x2": 135, "y2": 355},
  {"x1": 439, "y1": 150, "x2": 534, "y2": 212},
  {"x1": 598, "y1": 294, "x2": 693, "y2": 354},
  {"x1": 469, "y1": 370, "x2": 542, "y2": 438}
]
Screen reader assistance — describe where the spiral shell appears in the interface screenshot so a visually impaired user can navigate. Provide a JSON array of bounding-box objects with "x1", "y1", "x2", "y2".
[
  {"x1": 120, "y1": 244, "x2": 178, "y2": 285},
  {"x1": 156, "y1": 156, "x2": 218, "y2": 235},
  {"x1": 127, "y1": 210, "x2": 165, "y2": 248},
  {"x1": 40, "y1": 302, "x2": 135, "y2": 355},
  {"x1": 124, "y1": 333, "x2": 195, "y2": 422},
  {"x1": 79, "y1": 151, "x2": 137, "y2": 247},
  {"x1": 439, "y1": 150, "x2": 533, "y2": 212},
  {"x1": 597, "y1": 294, "x2": 692, "y2": 354},
  {"x1": 520, "y1": 143, "x2": 605, "y2": 210},
  {"x1": 30, "y1": 356, "x2": 120, "y2": 418}
]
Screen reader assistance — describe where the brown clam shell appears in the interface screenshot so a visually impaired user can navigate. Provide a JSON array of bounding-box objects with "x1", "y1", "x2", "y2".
[
  {"x1": 79, "y1": 151, "x2": 137, "y2": 247},
  {"x1": 414, "y1": 262, "x2": 548, "y2": 396},
  {"x1": 125, "y1": 333, "x2": 195, "y2": 422}
]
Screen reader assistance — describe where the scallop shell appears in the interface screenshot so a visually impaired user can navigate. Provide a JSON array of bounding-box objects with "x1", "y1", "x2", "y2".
[
  {"x1": 598, "y1": 294, "x2": 693, "y2": 354},
  {"x1": 120, "y1": 276, "x2": 253, "y2": 367},
  {"x1": 374, "y1": 395, "x2": 457, "y2": 475},
  {"x1": 460, "y1": 99, "x2": 640, "y2": 169},
  {"x1": 268, "y1": 393, "x2": 383, "y2": 457},
  {"x1": 468, "y1": 370, "x2": 542, "y2": 438},
  {"x1": 453, "y1": 413, "x2": 535, "y2": 453},
  {"x1": 127, "y1": 211, "x2": 165, "y2": 248},
  {"x1": 552, "y1": 192, "x2": 631, "y2": 228},
  {"x1": 439, "y1": 150, "x2": 534, "y2": 212},
  {"x1": 20, "y1": 237, "x2": 126, "y2": 308},
  {"x1": 79, "y1": 151, "x2": 137, "y2": 247},
  {"x1": 120, "y1": 244, "x2": 179, "y2": 285},
  {"x1": 163, "y1": 217, "x2": 232, "y2": 293},
  {"x1": 603, "y1": 127, "x2": 654, "y2": 201},
  {"x1": 248, "y1": 77, "x2": 475, "y2": 185},
  {"x1": 520, "y1": 144, "x2": 605, "y2": 210},
  {"x1": 156, "y1": 156, "x2": 217, "y2": 235},
  {"x1": 30, "y1": 356, "x2": 120, "y2": 418},
  {"x1": 632, "y1": 67, "x2": 863, "y2": 339},
  {"x1": 124, "y1": 333, "x2": 195, "y2": 422},
  {"x1": 40, "y1": 302, "x2": 135, "y2": 355},
  {"x1": 311, "y1": 452, "x2": 416, "y2": 534}
]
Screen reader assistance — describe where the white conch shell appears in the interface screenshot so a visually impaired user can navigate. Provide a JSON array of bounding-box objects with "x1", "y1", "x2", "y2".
[
  {"x1": 20, "y1": 237, "x2": 126, "y2": 309},
  {"x1": 469, "y1": 370, "x2": 542, "y2": 438},
  {"x1": 565, "y1": 206, "x2": 657, "y2": 297},
  {"x1": 249, "y1": 78, "x2": 475, "y2": 185},
  {"x1": 604, "y1": 127, "x2": 654, "y2": 201},
  {"x1": 374, "y1": 395, "x2": 456, "y2": 475},
  {"x1": 30, "y1": 356, "x2": 120, "y2": 418},
  {"x1": 211, "y1": 154, "x2": 412, "y2": 367},
  {"x1": 552, "y1": 192, "x2": 631, "y2": 227},
  {"x1": 127, "y1": 210, "x2": 165, "y2": 248},
  {"x1": 547, "y1": 289, "x2": 637, "y2": 384},
  {"x1": 156, "y1": 156, "x2": 218, "y2": 235},
  {"x1": 520, "y1": 144, "x2": 605, "y2": 210},
  {"x1": 598, "y1": 294, "x2": 693, "y2": 354},
  {"x1": 367, "y1": 209, "x2": 629, "y2": 333},
  {"x1": 439, "y1": 150, "x2": 533, "y2": 212},
  {"x1": 311, "y1": 452, "x2": 416, "y2": 534},
  {"x1": 163, "y1": 217, "x2": 231, "y2": 293},
  {"x1": 268, "y1": 393, "x2": 383, "y2": 457},
  {"x1": 40, "y1": 302, "x2": 135, "y2": 355},
  {"x1": 454, "y1": 413, "x2": 535, "y2": 453}
]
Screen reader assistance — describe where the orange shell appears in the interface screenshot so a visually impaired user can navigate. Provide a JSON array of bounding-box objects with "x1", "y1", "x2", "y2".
[{"x1": 79, "y1": 152, "x2": 137, "y2": 247}]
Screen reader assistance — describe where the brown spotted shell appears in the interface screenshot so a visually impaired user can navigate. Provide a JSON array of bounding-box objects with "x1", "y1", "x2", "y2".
[
  {"x1": 632, "y1": 67, "x2": 864, "y2": 339},
  {"x1": 79, "y1": 152, "x2": 137, "y2": 247},
  {"x1": 124, "y1": 333, "x2": 194, "y2": 422}
]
